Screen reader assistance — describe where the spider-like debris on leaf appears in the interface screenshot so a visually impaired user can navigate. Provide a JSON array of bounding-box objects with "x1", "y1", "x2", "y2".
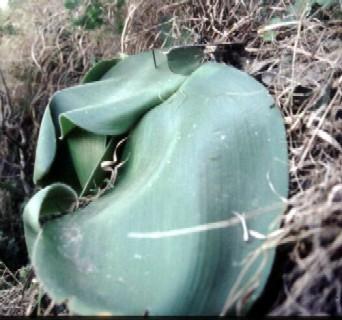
[{"x1": 100, "y1": 136, "x2": 130, "y2": 191}]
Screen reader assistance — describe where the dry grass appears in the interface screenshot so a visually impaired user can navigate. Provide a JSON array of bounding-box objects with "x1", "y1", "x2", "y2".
[
  {"x1": 0, "y1": 0, "x2": 342, "y2": 316},
  {"x1": 0, "y1": 0, "x2": 121, "y2": 314},
  {"x1": 0, "y1": 262, "x2": 69, "y2": 316}
]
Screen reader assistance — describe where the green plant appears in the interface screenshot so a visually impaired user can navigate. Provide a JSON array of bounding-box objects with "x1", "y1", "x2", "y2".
[
  {"x1": 23, "y1": 50, "x2": 288, "y2": 315},
  {"x1": 64, "y1": 0, "x2": 81, "y2": 10},
  {"x1": 0, "y1": 22, "x2": 17, "y2": 35},
  {"x1": 64, "y1": 0, "x2": 104, "y2": 30},
  {"x1": 63, "y1": 0, "x2": 126, "y2": 31},
  {"x1": 113, "y1": 0, "x2": 125, "y2": 34},
  {"x1": 260, "y1": 0, "x2": 339, "y2": 42}
]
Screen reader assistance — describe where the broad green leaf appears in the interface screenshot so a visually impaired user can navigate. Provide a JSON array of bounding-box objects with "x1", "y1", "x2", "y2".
[
  {"x1": 33, "y1": 107, "x2": 57, "y2": 184},
  {"x1": 24, "y1": 51, "x2": 288, "y2": 316},
  {"x1": 23, "y1": 183, "x2": 77, "y2": 257},
  {"x1": 66, "y1": 129, "x2": 107, "y2": 190},
  {"x1": 33, "y1": 50, "x2": 187, "y2": 187},
  {"x1": 167, "y1": 46, "x2": 204, "y2": 75},
  {"x1": 82, "y1": 58, "x2": 119, "y2": 84},
  {"x1": 80, "y1": 137, "x2": 118, "y2": 196}
]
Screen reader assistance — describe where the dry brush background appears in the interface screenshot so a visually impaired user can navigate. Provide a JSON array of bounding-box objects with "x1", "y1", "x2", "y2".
[{"x1": 0, "y1": 0, "x2": 341, "y2": 315}]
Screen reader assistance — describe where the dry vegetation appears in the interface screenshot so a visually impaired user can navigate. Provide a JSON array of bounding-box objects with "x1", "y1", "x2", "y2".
[{"x1": 0, "y1": 0, "x2": 341, "y2": 316}]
